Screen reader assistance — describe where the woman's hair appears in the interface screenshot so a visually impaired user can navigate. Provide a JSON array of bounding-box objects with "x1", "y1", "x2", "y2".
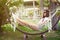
[{"x1": 43, "y1": 10, "x2": 49, "y2": 18}]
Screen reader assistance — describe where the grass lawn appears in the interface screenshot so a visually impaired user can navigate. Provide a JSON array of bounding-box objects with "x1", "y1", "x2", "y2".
[
  {"x1": 0, "y1": 20, "x2": 60, "y2": 40},
  {"x1": 0, "y1": 30, "x2": 60, "y2": 40}
]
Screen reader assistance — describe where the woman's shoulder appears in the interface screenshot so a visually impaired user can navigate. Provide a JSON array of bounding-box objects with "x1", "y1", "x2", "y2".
[{"x1": 44, "y1": 17, "x2": 50, "y2": 20}]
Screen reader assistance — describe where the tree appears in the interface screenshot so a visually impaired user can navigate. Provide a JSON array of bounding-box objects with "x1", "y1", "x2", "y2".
[
  {"x1": 0, "y1": 0, "x2": 10, "y2": 33},
  {"x1": 48, "y1": 0, "x2": 60, "y2": 30},
  {"x1": 0, "y1": 0, "x2": 23, "y2": 34}
]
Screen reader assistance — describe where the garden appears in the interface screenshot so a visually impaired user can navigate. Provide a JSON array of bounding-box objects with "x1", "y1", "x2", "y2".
[{"x1": 0, "y1": 0, "x2": 60, "y2": 40}]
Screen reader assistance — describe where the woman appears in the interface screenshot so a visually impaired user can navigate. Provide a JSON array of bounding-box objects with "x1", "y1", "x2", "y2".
[{"x1": 14, "y1": 10, "x2": 51, "y2": 31}]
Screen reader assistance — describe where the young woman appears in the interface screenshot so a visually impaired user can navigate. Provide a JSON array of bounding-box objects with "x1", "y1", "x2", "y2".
[{"x1": 14, "y1": 10, "x2": 51, "y2": 31}]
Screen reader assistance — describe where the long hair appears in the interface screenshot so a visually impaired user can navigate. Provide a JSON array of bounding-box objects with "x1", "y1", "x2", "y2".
[{"x1": 43, "y1": 10, "x2": 49, "y2": 18}]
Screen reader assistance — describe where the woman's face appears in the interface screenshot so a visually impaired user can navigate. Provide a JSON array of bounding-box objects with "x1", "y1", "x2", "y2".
[{"x1": 43, "y1": 13, "x2": 46, "y2": 17}]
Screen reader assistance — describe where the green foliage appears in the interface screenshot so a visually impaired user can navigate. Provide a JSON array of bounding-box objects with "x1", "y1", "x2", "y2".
[
  {"x1": 28, "y1": 11, "x2": 34, "y2": 16},
  {"x1": 0, "y1": 0, "x2": 7, "y2": 6},
  {"x1": 8, "y1": 0, "x2": 23, "y2": 7},
  {"x1": 44, "y1": 0, "x2": 50, "y2": 7},
  {"x1": 0, "y1": 0, "x2": 9, "y2": 14},
  {"x1": 1, "y1": 24, "x2": 13, "y2": 32},
  {"x1": 0, "y1": 0, "x2": 23, "y2": 32},
  {"x1": 56, "y1": 10, "x2": 60, "y2": 16},
  {"x1": 36, "y1": 0, "x2": 40, "y2": 5},
  {"x1": 0, "y1": 0, "x2": 23, "y2": 26}
]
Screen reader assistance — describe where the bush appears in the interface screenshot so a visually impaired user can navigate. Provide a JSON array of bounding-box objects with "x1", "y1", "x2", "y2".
[
  {"x1": 1, "y1": 23, "x2": 13, "y2": 32},
  {"x1": 44, "y1": 0, "x2": 50, "y2": 7}
]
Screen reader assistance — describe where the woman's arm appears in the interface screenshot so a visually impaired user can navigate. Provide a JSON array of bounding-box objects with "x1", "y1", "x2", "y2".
[{"x1": 16, "y1": 17, "x2": 39, "y2": 31}]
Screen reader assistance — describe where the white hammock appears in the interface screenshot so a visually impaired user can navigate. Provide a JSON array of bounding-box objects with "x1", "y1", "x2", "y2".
[{"x1": 11, "y1": 8, "x2": 59, "y2": 32}]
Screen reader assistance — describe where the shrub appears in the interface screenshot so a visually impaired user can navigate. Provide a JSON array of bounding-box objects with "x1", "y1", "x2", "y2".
[{"x1": 1, "y1": 23, "x2": 13, "y2": 32}]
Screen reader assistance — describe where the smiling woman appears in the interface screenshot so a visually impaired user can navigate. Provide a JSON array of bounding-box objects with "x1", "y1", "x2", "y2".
[{"x1": 12, "y1": 10, "x2": 51, "y2": 31}]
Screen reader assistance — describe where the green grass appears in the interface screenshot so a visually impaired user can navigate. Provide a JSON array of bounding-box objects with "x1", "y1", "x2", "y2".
[
  {"x1": 46, "y1": 21, "x2": 60, "y2": 40},
  {"x1": 0, "y1": 30, "x2": 60, "y2": 40},
  {"x1": 46, "y1": 31, "x2": 60, "y2": 40}
]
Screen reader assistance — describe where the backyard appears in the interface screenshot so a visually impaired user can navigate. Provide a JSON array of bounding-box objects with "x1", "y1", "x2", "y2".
[{"x1": 0, "y1": 0, "x2": 60, "y2": 40}]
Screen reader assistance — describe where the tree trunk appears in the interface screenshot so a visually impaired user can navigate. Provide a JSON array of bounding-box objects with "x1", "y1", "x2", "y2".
[
  {"x1": 52, "y1": 15, "x2": 58, "y2": 30},
  {"x1": 0, "y1": 5, "x2": 10, "y2": 34},
  {"x1": 0, "y1": 25, "x2": 3, "y2": 34},
  {"x1": 49, "y1": 0, "x2": 58, "y2": 30}
]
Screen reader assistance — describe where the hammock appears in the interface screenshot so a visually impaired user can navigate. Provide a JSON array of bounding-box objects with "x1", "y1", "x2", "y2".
[{"x1": 11, "y1": 7, "x2": 59, "y2": 35}]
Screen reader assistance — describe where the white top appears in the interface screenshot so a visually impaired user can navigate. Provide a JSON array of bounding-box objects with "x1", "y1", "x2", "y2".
[{"x1": 37, "y1": 17, "x2": 52, "y2": 30}]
